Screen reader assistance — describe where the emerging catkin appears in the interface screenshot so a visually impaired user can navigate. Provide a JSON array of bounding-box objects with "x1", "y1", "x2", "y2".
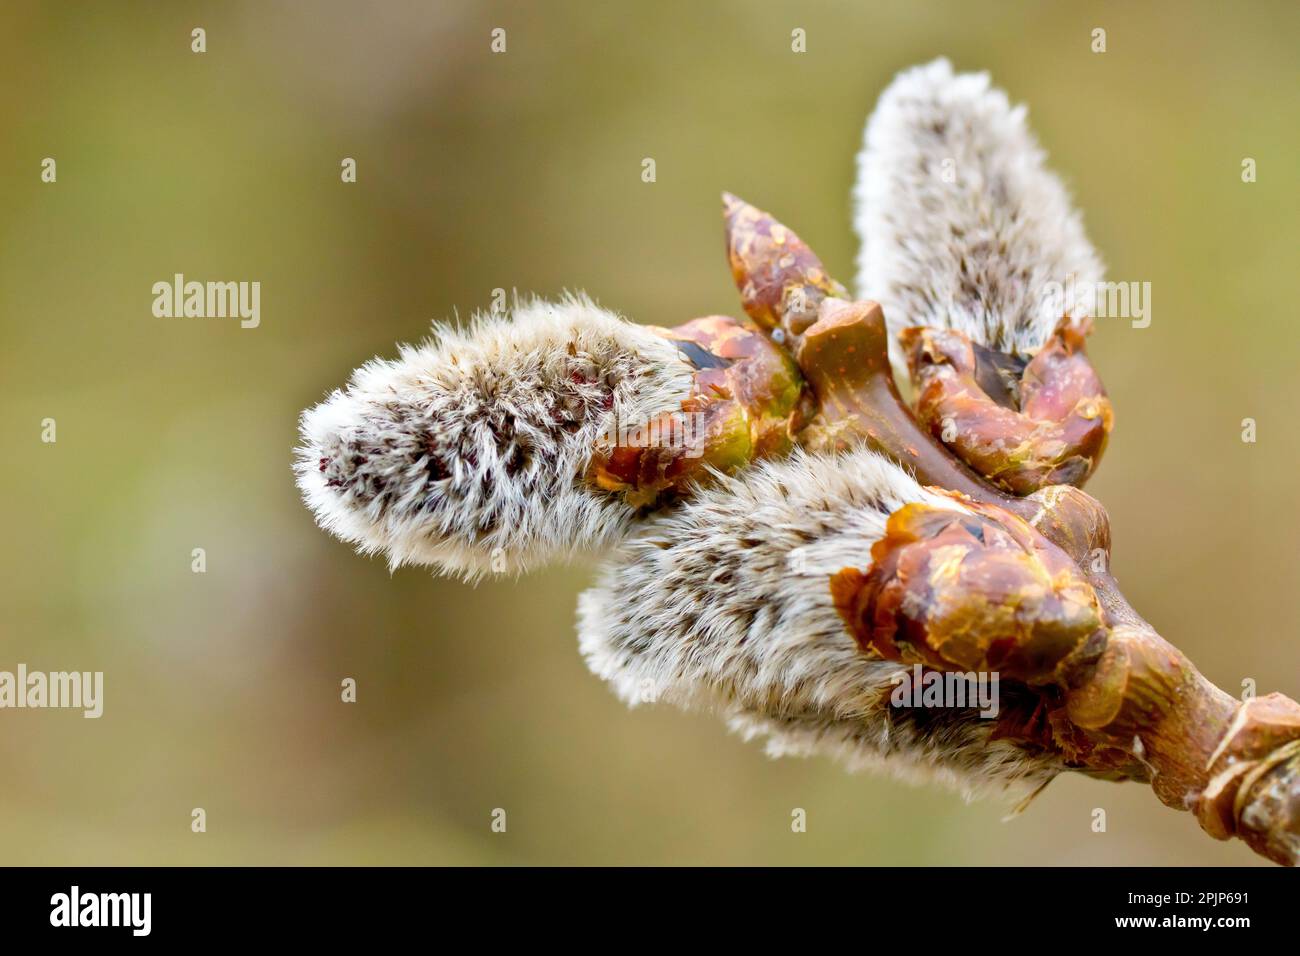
[
  {"x1": 295, "y1": 294, "x2": 695, "y2": 578},
  {"x1": 854, "y1": 58, "x2": 1104, "y2": 367}
]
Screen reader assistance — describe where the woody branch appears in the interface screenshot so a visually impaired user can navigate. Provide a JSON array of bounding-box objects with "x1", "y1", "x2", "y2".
[{"x1": 722, "y1": 193, "x2": 1300, "y2": 866}]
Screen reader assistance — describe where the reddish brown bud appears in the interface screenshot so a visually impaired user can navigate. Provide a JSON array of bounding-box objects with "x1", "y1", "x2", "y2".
[
  {"x1": 901, "y1": 319, "x2": 1114, "y2": 495},
  {"x1": 1194, "y1": 694, "x2": 1300, "y2": 866},
  {"x1": 723, "y1": 192, "x2": 847, "y2": 344},
  {"x1": 830, "y1": 497, "x2": 1106, "y2": 685},
  {"x1": 585, "y1": 315, "x2": 806, "y2": 508}
]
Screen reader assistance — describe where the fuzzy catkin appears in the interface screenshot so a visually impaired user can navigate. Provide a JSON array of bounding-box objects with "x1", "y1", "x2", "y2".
[
  {"x1": 854, "y1": 58, "x2": 1104, "y2": 369},
  {"x1": 578, "y1": 448, "x2": 1064, "y2": 797},
  {"x1": 295, "y1": 295, "x2": 695, "y2": 578}
]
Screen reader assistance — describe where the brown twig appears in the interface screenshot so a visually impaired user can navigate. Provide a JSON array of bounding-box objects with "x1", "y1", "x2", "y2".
[{"x1": 723, "y1": 192, "x2": 1300, "y2": 865}]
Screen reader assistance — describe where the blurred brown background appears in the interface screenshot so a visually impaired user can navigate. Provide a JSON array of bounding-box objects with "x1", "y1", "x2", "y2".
[{"x1": 1, "y1": 0, "x2": 1297, "y2": 865}]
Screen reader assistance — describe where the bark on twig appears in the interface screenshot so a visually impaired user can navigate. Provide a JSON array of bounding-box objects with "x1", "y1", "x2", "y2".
[{"x1": 723, "y1": 193, "x2": 1300, "y2": 865}]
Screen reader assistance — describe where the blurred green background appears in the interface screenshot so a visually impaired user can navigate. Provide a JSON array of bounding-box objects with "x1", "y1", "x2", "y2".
[{"x1": 1, "y1": 0, "x2": 1297, "y2": 865}]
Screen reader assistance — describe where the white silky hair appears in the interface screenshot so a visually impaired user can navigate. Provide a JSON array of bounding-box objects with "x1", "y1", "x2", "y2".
[
  {"x1": 854, "y1": 58, "x2": 1104, "y2": 371},
  {"x1": 578, "y1": 448, "x2": 1064, "y2": 797},
  {"x1": 295, "y1": 294, "x2": 695, "y2": 579}
]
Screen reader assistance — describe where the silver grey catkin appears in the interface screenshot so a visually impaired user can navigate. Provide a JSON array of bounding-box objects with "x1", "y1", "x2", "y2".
[{"x1": 295, "y1": 294, "x2": 694, "y2": 578}]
